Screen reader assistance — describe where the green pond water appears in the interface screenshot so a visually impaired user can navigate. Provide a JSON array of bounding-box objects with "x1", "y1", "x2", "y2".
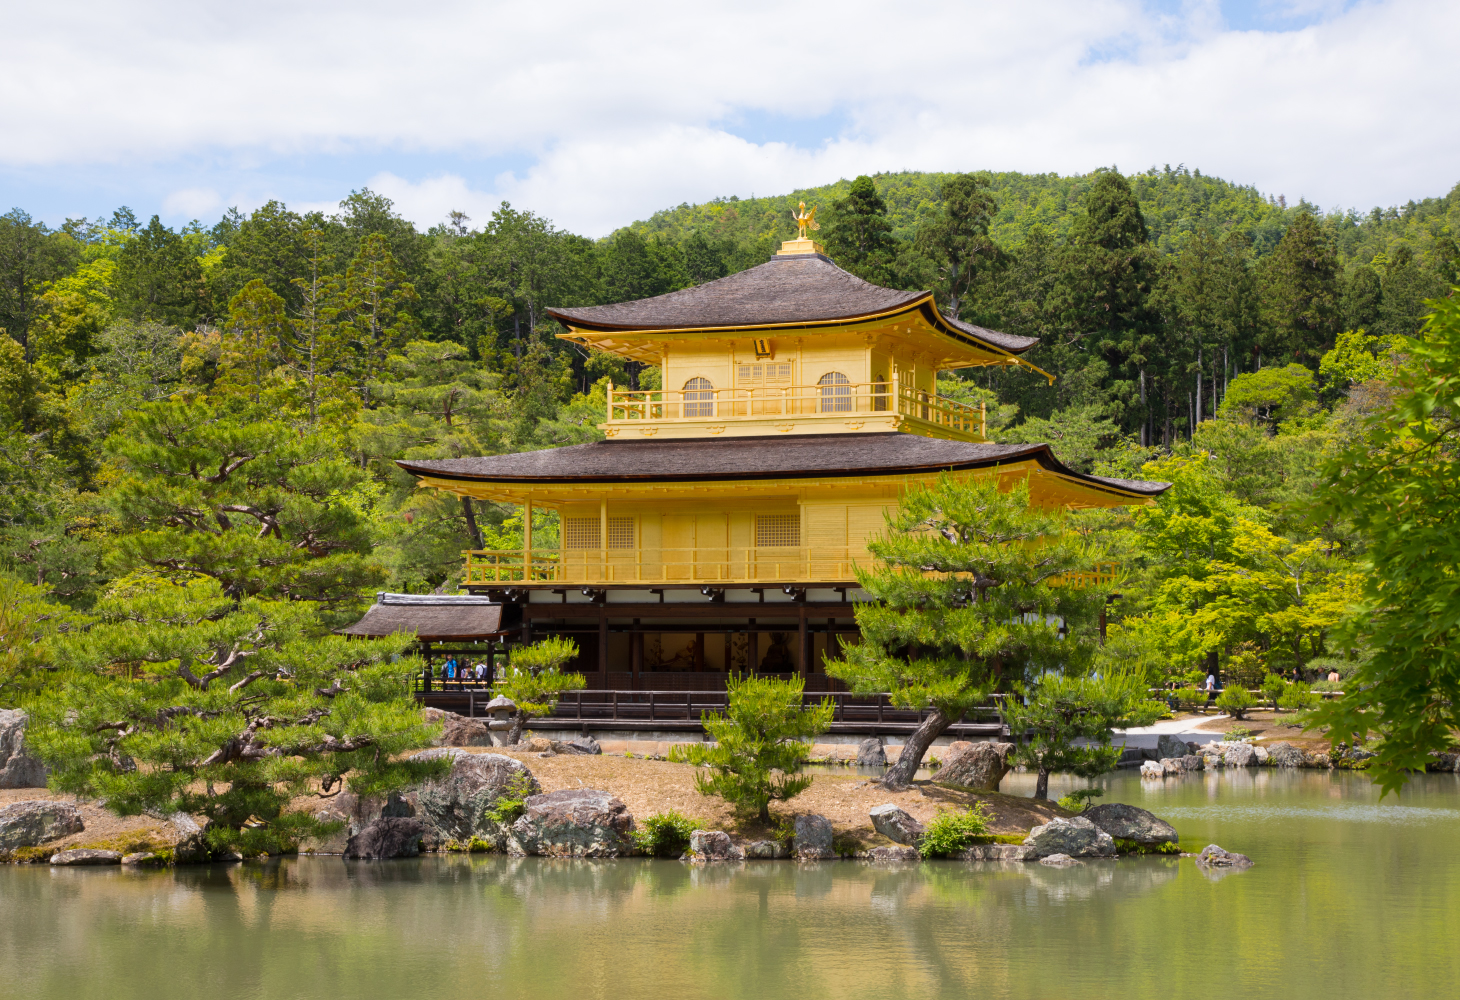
[{"x1": 3, "y1": 768, "x2": 1458, "y2": 1000}]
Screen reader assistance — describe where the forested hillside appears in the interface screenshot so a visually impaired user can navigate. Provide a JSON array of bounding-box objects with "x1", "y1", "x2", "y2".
[{"x1": 0, "y1": 166, "x2": 1456, "y2": 613}]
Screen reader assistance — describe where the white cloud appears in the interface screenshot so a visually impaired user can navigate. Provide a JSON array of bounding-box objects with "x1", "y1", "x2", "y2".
[
  {"x1": 5, "y1": 0, "x2": 1456, "y2": 233},
  {"x1": 161, "y1": 187, "x2": 222, "y2": 219}
]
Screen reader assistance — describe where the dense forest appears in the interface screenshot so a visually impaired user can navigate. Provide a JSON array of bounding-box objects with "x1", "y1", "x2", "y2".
[{"x1": 0, "y1": 166, "x2": 1456, "y2": 648}]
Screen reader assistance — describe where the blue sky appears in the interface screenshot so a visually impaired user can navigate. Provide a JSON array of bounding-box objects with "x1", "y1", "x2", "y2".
[{"x1": 2, "y1": 0, "x2": 1452, "y2": 237}]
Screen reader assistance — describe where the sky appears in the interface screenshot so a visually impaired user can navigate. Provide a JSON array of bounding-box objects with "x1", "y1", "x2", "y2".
[{"x1": 2, "y1": 0, "x2": 1455, "y2": 237}]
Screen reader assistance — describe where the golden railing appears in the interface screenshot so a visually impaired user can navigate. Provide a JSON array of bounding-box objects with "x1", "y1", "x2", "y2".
[
  {"x1": 464, "y1": 547, "x2": 1118, "y2": 590},
  {"x1": 464, "y1": 546, "x2": 859, "y2": 585},
  {"x1": 605, "y1": 381, "x2": 986, "y2": 439}
]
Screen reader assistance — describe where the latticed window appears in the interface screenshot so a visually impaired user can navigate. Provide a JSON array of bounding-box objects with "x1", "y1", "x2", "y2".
[
  {"x1": 737, "y1": 363, "x2": 792, "y2": 386},
  {"x1": 562, "y1": 517, "x2": 601, "y2": 550},
  {"x1": 683, "y1": 377, "x2": 715, "y2": 417},
  {"x1": 818, "y1": 371, "x2": 852, "y2": 412},
  {"x1": 755, "y1": 513, "x2": 800, "y2": 548},
  {"x1": 606, "y1": 516, "x2": 634, "y2": 550}
]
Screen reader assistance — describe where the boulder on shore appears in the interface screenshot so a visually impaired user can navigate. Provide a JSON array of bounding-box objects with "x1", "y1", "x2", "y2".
[
  {"x1": 868, "y1": 803, "x2": 924, "y2": 846},
  {"x1": 934, "y1": 741, "x2": 1012, "y2": 792},
  {"x1": 688, "y1": 829, "x2": 744, "y2": 861},
  {"x1": 1266, "y1": 742, "x2": 1305, "y2": 768},
  {"x1": 866, "y1": 845, "x2": 920, "y2": 862},
  {"x1": 0, "y1": 800, "x2": 84, "y2": 850},
  {"x1": 1083, "y1": 803, "x2": 1177, "y2": 845},
  {"x1": 793, "y1": 813, "x2": 834, "y2": 860},
  {"x1": 1023, "y1": 816, "x2": 1116, "y2": 858},
  {"x1": 510, "y1": 788, "x2": 636, "y2": 857},
  {"x1": 415, "y1": 751, "x2": 539, "y2": 849},
  {"x1": 745, "y1": 839, "x2": 791, "y2": 859},
  {"x1": 962, "y1": 843, "x2": 1037, "y2": 861},
  {"x1": 1196, "y1": 843, "x2": 1253, "y2": 868},
  {"x1": 0, "y1": 709, "x2": 48, "y2": 788},
  {"x1": 50, "y1": 848, "x2": 121, "y2": 866},
  {"x1": 440, "y1": 713, "x2": 495, "y2": 747},
  {"x1": 1156, "y1": 734, "x2": 1193, "y2": 760},
  {"x1": 552, "y1": 736, "x2": 602, "y2": 755},
  {"x1": 1223, "y1": 743, "x2": 1256, "y2": 768},
  {"x1": 1140, "y1": 760, "x2": 1165, "y2": 779},
  {"x1": 855, "y1": 738, "x2": 887, "y2": 767},
  {"x1": 344, "y1": 817, "x2": 426, "y2": 859}
]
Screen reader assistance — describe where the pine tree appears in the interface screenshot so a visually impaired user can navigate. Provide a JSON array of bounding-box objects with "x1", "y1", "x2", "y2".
[
  {"x1": 914, "y1": 173, "x2": 998, "y2": 317},
  {"x1": 825, "y1": 476, "x2": 1110, "y2": 789},
  {"x1": 1258, "y1": 212, "x2": 1340, "y2": 364},
  {"x1": 825, "y1": 176, "x2": 896, "y2": 285}
]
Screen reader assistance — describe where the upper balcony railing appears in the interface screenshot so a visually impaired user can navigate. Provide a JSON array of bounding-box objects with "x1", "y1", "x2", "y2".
[{"x1": 604, "y1": 381, "x2": 986, "y2": 439}]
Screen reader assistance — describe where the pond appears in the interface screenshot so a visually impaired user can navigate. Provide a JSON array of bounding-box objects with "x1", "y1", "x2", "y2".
[{"x1": 3, "y1": 768, "x2": 1458, "y2": 1000}]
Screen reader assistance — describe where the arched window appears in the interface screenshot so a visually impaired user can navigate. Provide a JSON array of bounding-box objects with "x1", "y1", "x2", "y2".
[
  {"x1": 683, "y1": 377, "x2": 714, "y2": 417},
  {"x1": 818, "y1": 371, "x2": 852, "y2": 413}
]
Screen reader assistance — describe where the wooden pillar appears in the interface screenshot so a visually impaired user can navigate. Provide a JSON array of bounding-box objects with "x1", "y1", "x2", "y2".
[
  {"x1": 522, "y1": 500, "x2": 532, "y2": 582},
  {"x1": 723, "y1": 632, "x2": 732, "y2": 675},
  {"x1": 599, "y1": 606, "x2": 609, "y2": 675},
  {"x1": 599, "y1": 497, "x2": 608, "y2": 583},
  {"x1": 631, "y1": 620, "x2": 642, "y2": 688},
  {"x1": 798, "y1": 605, "x2": 809, "y2": 677}
]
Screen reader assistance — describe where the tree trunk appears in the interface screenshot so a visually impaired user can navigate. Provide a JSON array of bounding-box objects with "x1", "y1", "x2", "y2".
[
  {"x1": 1034, "y1": 768, "x2": 1050, "y2": 800},
  {"x1": 880, "y1": 707, "x2": 954, "y2": 790},
  {"x1": 507, "y1": 711, "x2": 527, "y2": 746},
  {"x1": 461, "y1": 496, "x2": 485, "y2": 549}
]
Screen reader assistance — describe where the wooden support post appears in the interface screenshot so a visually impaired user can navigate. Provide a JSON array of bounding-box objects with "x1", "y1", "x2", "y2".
[
  {"x1": 631, "y1": 619, "x2": 642, "y2": 687},
  {"x1": 798, "y1": 605, "x2": 809, "y2": 677},
  {"x1": 723, "y1": 631, "x2": 731, "y2": 674},
  {"x1": 599, "y1": 497, "x2": 608, "y2": 583},
  {"x1": 599, "y1": 606, "x2": 609, "y2": 675},
  {"x1": 522, "y1": 500, "x2": 532, "y2": 580}
]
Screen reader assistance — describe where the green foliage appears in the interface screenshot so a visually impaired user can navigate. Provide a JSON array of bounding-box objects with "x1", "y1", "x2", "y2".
[
  {"x1": 683, "y1": 673, "x2": 832, "y2": 822},
  {"x1": 1215, "y1": 685, "x2": 1256, "y2": 719},
  {"x1": 917, "y1": 804, "x2": 991, "y2": 859},
  {"x1": 1004, "y1": 671, "x2": 1165, "y2": 798},
  {"x1": 1218, "y1": 365, "x2": 1318, "y2": 425},
  {"x1": 1311, "y1": 289, "x2": 1460, "y2": 793},
  {"x1": 1278, "y1": 682, "x2": 1319, "y2": 713},
  {"x1": 499, "y1": 636, "x2": 586, "y2": 719},
  {"x1": 826, "y1": 475, "x2": 1113, "y2": 784},
  {"x1": 22, "y1": 575, "x2": 441, "y2": 854},
  {"x1": 633, "y1": 810, "x2": 697, "y2": 858},
  {"x1": 483, "y1": 772, "x2": 537, "y2": 828},
  {"x1": 1114, "y1": 838, "x2": 1180, "y2": 855},
  {"x1": 1262, "y1": 673, "x2": 1288, "y2": 710},
  {"x1": 1056, "y1": 788, "x2": 1104, "y2": 814}
]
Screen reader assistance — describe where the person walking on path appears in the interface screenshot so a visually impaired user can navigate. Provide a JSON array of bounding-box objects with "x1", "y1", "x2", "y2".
[{"x1": 1205, "y1": 672, "x2": 1217, "y2": 711}]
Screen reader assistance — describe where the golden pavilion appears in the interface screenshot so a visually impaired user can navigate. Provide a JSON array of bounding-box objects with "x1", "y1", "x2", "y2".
[{"x1": 398, "y1": 230, "x2": 1168, "y2": 693}]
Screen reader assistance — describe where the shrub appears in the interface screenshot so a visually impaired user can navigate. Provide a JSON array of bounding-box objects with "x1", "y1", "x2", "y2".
[
  {"x1": 684, "y1": 673, "x2": 833, "y2": 822},
  {"x1": 1216, "y1": 686, "x2": 1256, "y2": 720},
  {"x1": 1175, "y1": 687, "x2": 1206, "y2": 712},
  {"x1": 633, "y1": 810, "x2": 696, "y2": 858},
  {"x1": 1226, "y1": 651, "x2": 1266, "y2": 690},
  {"x1": 1225, "y1": 726, "x2": 1253, "y2": 741},
  {"x1": 1262, "y1": 673, "x2": 1288, "y2": 711},
  {"x1": 1056, "y1": 788, "x2": 1104, "y2": 814},
  {"x1": 484, "y1": 773, "x2": 536, "y2": 827},
  {"x1": 499, "y1": 637, "x2": 587, "y2": 744},
  {"x1": 918, "y1": 804, "x2": 992, "y2": 859},
  {"x1": 1279, "y1": 682, "x2": 1320, "y2": 713},
  {"x1": 1114, "y1": 838, "x2": 1180, "y2": 855}
]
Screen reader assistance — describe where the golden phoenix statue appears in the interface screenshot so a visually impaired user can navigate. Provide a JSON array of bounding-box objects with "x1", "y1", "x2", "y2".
[{"x1": 791, "y1": 201, "x2": 820, "y2": 240}]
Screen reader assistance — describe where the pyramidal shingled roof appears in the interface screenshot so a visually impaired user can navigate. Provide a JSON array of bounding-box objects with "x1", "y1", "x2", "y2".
[{"x1": 547, "y1": 253, "x2": 1038, "y2": 355}]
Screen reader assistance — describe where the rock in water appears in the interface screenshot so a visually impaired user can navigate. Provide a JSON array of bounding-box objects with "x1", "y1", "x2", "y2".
[
  {"x1": 1181, "y1": 754, "x2": 1205, "y2": 771},
  {"x1": 793, "y1": 813, "x2": 834, "y2": 860},
  {"x1": 1156, "y1": 734, "x2": 1192, "y2": 760},
  {"x1": 344, "y1": 817, "x2": 426, "y2": 859},
  {"x1": 554, "y1": 736, "x2": 602, "y2": 755},
  {"x1": 688, "y1": 829, "x2": 744, "y2": 861},
  {"x1": 962, "y1": 843, "x2": 1038, "y2": 861},
  {"x1": 510, "y1": 789, "x2": 636, "y2": 857},
  {"x1": 1266, "y1": 742, "x2": 1305, "y2": 768},
  {"x1": 1083, "y1": 803, "x2": 1178, "y2": 845},
  {"x1": 1140, "y1": 760, "x2": 1166, "y2": 779},
  {"x1": 866, "y1": 845, "x2": 920, "y2": 862},
  {"x1": 745, "y1": 839, "x2": 791, "y2": 859},
  {"x1": 50, "y1": 849, "x2": 122, "y2": 866},
  {"x1": 855, "y1": 738, "x2": 887, "y2": 767},
  {"x1": 170, "y1": 812, "x2": 210, "y2": 864},
  {"x1": 0, "y1": 709, "x2": 48, "y2": 788},
  {"x1": 934, "y1": 741, "x2": 1012, "y2": 792},
  {"x1": 0, "y1": 800, "x2": 84, "y2": 849},
  {"x1": 869, "y1": 803, "x2": 925, "y2": 846},
  {"x1": 1023, "y1": 816, "x2": 1117, "y2": 858},
  {"x1": 1196, "y1": 844, "x2": 1253, "y2": 868},
  {"x1": 1039, "y1": 853, "x2": 1080, "y2": 867},
  {"x1": 415, "y1": 751, "x2": 540, "y2": 848},
  {"x1": 1160, "y1": 758, "x2": 1184, "y2": 775},
  {"x1": 121, "y1": 852, "x2": 164, "y2": 866},
  {"x1": 1223, "y1": 743, "x2": 1256, "y2": 768}
]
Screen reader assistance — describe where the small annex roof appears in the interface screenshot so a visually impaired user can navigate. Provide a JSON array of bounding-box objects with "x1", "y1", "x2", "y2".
[
  {"x1": 338, "y1": 592, "x2": 508, "y2": 641},
  {"x1": 547, "y1": 253, "x2": 1038, "y2": 357},
  {"x1": 398, "y1": 434, "x2": 1169, "y2": 503}
]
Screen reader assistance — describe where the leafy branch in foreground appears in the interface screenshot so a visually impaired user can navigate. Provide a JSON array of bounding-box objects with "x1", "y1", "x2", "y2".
[
  {"x1": 1311, "y1": 288, "x2": 1460, "y2": 793},
  {"x1": 24, "y1": 575, "x2": 442, "y2": 855}
]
